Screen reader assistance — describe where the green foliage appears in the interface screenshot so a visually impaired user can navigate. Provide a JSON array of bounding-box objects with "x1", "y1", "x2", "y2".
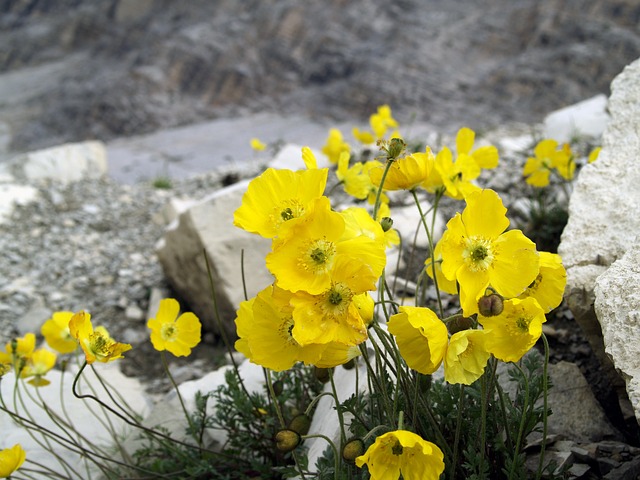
[
  {"x1": 152, "y1": 176, "x2": 173, "y2": 189},
  {"x1": 524, "y1": 190, "x2": 569, "y2": 253}
]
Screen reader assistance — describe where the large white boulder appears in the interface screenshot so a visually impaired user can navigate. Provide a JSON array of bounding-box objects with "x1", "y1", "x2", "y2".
[
  {"x1": 2, "y1": 141, "x2": 108, "y2": 185},
  {"x1": 156, "y1": 180, "x2": 273, "y2": 339},
  {"x1": 558, "y1": 57, "x2": 640, "y2": 419},
  {"x1": 543, "y1": 94, "x2": 610, "y2": 143}
]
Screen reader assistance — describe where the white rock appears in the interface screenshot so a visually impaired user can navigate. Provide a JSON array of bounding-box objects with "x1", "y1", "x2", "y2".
[
  {"x1": 268, "y1": 143, "x2": 329, "y2": 171},
  {"x1": 0, "y1": 183, "x2": 39, "y2": 224},
  {"x1": 595, "y1": 241, "x2": 640, "y2": 421},
  {"x1": 559, "y1": 57, "x2": 640, "y2": 419},
  {"x1": 543, "y1": 94, "x2": 609, "y2": 143},
  {"x1": 8, "y1": 141, "x2": 108, "y2": 185},
  {"x1": 0, "y1": 363, "x2": 150, "y2": 477},
  {"x1": 156, "y1": 180, "x2": 273, "y2": 339},
  {"x1": 390, "y1": 198, "x2": 446, "y2": 250}
]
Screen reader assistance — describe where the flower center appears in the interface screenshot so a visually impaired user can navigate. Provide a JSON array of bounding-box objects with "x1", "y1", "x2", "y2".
[
  {"x1": 278, "y1": 317, "x2": 299, "y2": 347},
  {"x1": 463, "y1": 236, "x2": 494, "y2": 272},
  {"x1": 300, "y1": 238, "x2": 336, "y2": 274},
  {"x1": 275, "y1": 200, "x2": 305, "y2": 227},
  {"x1": 391, "y1": 441, "x2": 404, "y2": 456},
  {"x1": 321, "y1": 283, "x2": 353, "y2": 318},
  {"x1": 89, "y1": 332, "x2": 114, "y2": 359},
  {"x1": 161, "y1": 323, "x2": 178, "y2": 341},
  {"x1": 515, "y1": 317, "x2": 530, "y2": 332}
]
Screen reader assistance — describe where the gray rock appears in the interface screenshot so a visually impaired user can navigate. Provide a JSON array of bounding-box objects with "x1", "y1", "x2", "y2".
[{"x1": 156, "y1": 180, "x2": 273, "y2": 339}]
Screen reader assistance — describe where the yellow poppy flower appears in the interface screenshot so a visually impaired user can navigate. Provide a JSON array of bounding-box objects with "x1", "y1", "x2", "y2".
[
  {"x1": 41, "y1": 311, "x2": 78, "y2": 354},
  {"x1": 267, "y1": 197, "x2": 386, "y2": 295},
  {"x1": 289, "y1": 256, "x2": 377, "y2": 346},
  {"x1": 69, "y1": 311, "x2": 131, "y2": 364},
  {"x1": 369, "y1": 148, "x2": 436, "y2": 191},
  {"x1": 553, "y1": 143, "x2": 575, "y2": 181},
  {"x1": 0, "y1": 333, "x2": 35, "y2": 369},
  {"x1": 424, "y1": 238, "x2": 458, "y2": 295},
  {"x1": 321, "y1": 128, "x2": 350, "y2": 164},
  {"x1": 301, "y1": 146, "x2": 317, "y2": 169},
  {"x1": 480, "y1": 297, "x2": 546, "y2": 362},
  {"x1": 352, "y1": 127, "x2": 375, "y2": 145},
  {"x1": 234, "y1": 167, "x2": 328, "y2": 239},
  {"x1": 388, "y1": 306, "x2": 448, "y2": 375},
  {"x1": 0, "y1": 444, "x2": 26, "y2": 478},
  {"x1": 362, "y1": 160, "x2": 389, "y2": 205},
  {"x1": 369, "y1": 105, "x2": 399, "y2": 139},
  {"x1": 352, "y1": 292, "x2": 375, "y2": 326},
  {"x1": 444, "y1": 329, "x2": 491, "y2": 385},
  {"x1": 250, "y1": 138, "x2": 267, "y2": 151},
  {"x1": 456, "y1": 127, "x2": 499, "y2": 169},
  {"x1": 440, "y1": 189, "x2": 539, "y2": 316},
  {"x1": 337, "y1": 153, "x2": 372, "y2": 200},
  {"x1": 147, "y1": 298, "x2": 201, "y2": 357},
  {"x1": 518, "y1": 251, "x2": 566, "y2": 312},
  {"x1": 433, "y1": 146, "x2": 481, "y2": 200},
  {"x1": 355, "y1": 430, "x2": 445, "y2": 480},
  {"x1": 24, "y1": 348, "x2": 57, "y2": 387},
  {"x1": 588, "y1": 146, "x2": 602, "y2": 164}
]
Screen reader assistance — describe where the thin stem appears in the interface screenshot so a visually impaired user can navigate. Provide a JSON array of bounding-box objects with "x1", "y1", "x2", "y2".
[
  {"x1": 509, "y1": 363, "x2": 530, "y2": 480},
  {"x1": 536, "y1": 334, "x2": 550, "y2": 480},
  {"x1": 450, "y1": 384, "x2": 465, "y2": 480},
  {"x1": 161, "y1": 351, "x2": 198, "y2": 445}
]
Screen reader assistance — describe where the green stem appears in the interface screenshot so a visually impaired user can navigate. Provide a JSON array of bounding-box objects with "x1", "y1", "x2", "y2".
[
  {"x1": 161, "y1": 351, "x2": 199, "y2": 445},
  {"x1": 509, "y1": 363, "x2": 530, "y2": 480},
  {"x1": 450, "y1": 384, "x2": 465, "y2": 480},
  {"x1": 536, "y1": 334, "x2": 550, "y2": 480}
]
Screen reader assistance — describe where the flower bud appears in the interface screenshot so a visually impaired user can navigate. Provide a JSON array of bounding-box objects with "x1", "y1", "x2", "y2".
[
  {"x1": 478, "y1": 293, "x2": 504, "y2": 317},
  {"x1": 342, "y1": 438, "x2": 365, "y2": 462},
  {"x1": 314, "y1": 367, "x2": 330, "y2": 383},
  {"x1": 288, "y1": 414, "x2": 311, "y2": 436},
  {"x1": 342, "y1": 358, "x2": 356, "y2": 370},
  {"x1": 380, "y1": 216, "x2": 394, "y2": 232},
  {"x1": 271, "y1": 379, "x2": 284, "y2": 396},
  {"x1": 447, "y1": 316, "x2": 474, "y2": 335},
  {"x1": 387, "y1": 137, "x2": 406, "y2": 160},
  {"x1": 274, "y1": 429, "x2": 301, "y2": 453}
]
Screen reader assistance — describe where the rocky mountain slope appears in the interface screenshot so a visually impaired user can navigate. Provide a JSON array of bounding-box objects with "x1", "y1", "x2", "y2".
[{"x1": 1, "y1": 0, "x2": 639, "y2": 157}]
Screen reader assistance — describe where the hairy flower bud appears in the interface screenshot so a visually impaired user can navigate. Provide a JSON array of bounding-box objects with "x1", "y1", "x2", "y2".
[
  {"x1": 478, "y1": 292, "x2": 504, "y2": 317},
  {"x1": 380, "y1": 216, "x2": 394, "y2": 232},
  {"x1": 274, "y1": 429, "x2": 301, "y2": 453},
  {"x1": 447, "y1": 316, "x2": 474, "y2": 335},
  {"x1": 342, "y1": 438, "x2": 365, "y2": 462},
  {"x1": 271, "y1": 379, "x2": 284, "y2": 396},
  {"x1": 387, "y1": 138, "x2": 406, "y2": 160},
  {"x1": 288, "y1": 414, "x2": 311, "y2": 436},
  {"x1": 314, "y1": 367, "x2": 330, "y2": 383}
]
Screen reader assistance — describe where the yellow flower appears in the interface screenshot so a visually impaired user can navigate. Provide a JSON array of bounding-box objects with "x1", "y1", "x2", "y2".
[
  {"x1": 370, "y1": 105, "x2": 399, "y2": 139},
  {"x1": 355, "y1": 430, "x2": 445, "y2": 480},
  {"x1": 588, "y1": 146, "x2": 602, "y2": 164},
  {"x1": 267, "y1": 197, "x2": 386, "y2": 295},
  {"x1": 433, "y1": 146, "x2": 481, "y2": 200},
  {"x1": 480, "y1": 297, "x2": 546, "y2": 362},
  {"x1": 0, "y1": 333, "x2": 35, "y2": 370},
  {"x1": 444, "y1": 329, "x2": 491, "y2": 385},
  {"x1": 321, "y1": 128, "x2": 350, "y2": 164},
  {"x1": 440, "y1": 189, "x2": 539, "y2": 316},
  {"x1": 24, "y1": 348, "x2": 57, "y2": 387},
  {"x1": 301, "y1": 146, "x2": 318, "y2": 169},
  {"x1": 250, "y1": 138, "x2": 267, "y2": 151},
  {"x1": 289, "y1": 256, "x2": 377, "y2": 346},
  {"x1": 352, "y1": 293, "x2": 375, "y2": 326},
  {"x1": 69, "y1": 311, "x2": 131, "y2": 364},
  {"x1": 553, "y1": 143, "x2": 575, "y2": 181},
  {"x1": 147, "y1": 298, "x2": 201, "y2": 357},
  {"x1": 518, "y1": 251, "x2": 566, "y2": 313},
  {"x1": 388, "y1": 306, "x2": 448, "y2": 375},
  {"x1": 352, "y1": 127, "x2": 375, "y2": 145},
  {"x1": 41, "y1": 311, "x2": 78, "y2": 354},
  {"x1": 0, "y1": 444, "x2": 26, "y2": 478},
  {"x1": 369, "y1": 148, "x2": 436, "y2": 191},
  {"x1": 424, "y1": 238, "x2": 458, "y2": 295},
  {"x1": 234, "y1": 285, "x2": 358, "y2": 370},
  {"x1": 234, "y1": 167, "x2": 328, "y2": 239},
  {"x1": 337, "y1": 153, "x2": 372, "y2": 200},
  {"x1": 456, "y1": 127, "x2": 499, "y2": 170}
]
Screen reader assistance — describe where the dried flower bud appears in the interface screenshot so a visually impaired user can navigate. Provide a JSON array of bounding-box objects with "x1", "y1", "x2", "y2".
[
  {"x1": 447, "y1": 316, "x2": 474, "y2": 335},
  {"x1": 288, "y1": 414, "x2": 311, "y2": 436},
  {"x1": 342, "y1": 438, "x2": 365, "y2": 462},
  {"x1": 380, "y1": 216, "x2": 394, "y2": 232},
  {"x1": 478, "y1": 293, "x2": 504, "y2": 317},
  {"x1": 274, "y1": 429, "x2": 301, "y2": 453}
]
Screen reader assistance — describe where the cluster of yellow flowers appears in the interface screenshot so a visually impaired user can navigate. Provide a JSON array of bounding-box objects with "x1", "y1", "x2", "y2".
[
  {"x1": 236, "y1": 106, "x2": 569, "y2": 478},
  {"x1": 0, "y1": 298, "x2": 201, "y2": 477}
]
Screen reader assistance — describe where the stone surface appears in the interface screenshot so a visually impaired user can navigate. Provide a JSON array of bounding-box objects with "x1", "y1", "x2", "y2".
[
  {"x1": 0, "y1": 363, "x2": 150, "y2": 477},
  {"x1": 558, "y1": 57, "x2": 640, "y2": 415},
  {"x1": 156, "y1": 180, "x2": 274, "y2": 339},
  {"x1": 543, "y1": 94, "x2": 610, "y2": 143},
  {"x1": 1, "y1": 141, "x2": 108, "y2": 185},
  {"x1": 595, "y1": 242, "x2": 640, "y2": 421}
]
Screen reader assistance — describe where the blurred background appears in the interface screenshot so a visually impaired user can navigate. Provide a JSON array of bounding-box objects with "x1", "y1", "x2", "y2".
[{"x1": 1, "y1": 0, "x2": 639, "y2": 180}]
